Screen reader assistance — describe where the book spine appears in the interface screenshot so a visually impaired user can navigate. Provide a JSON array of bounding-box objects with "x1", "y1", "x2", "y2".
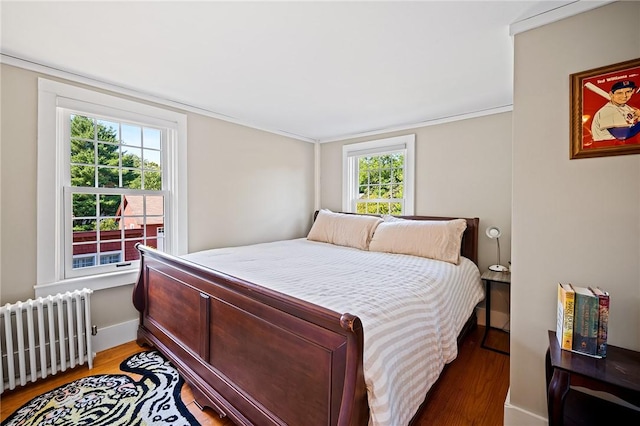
[
  {"x1": 556, "y1": 284, "x2": 564, "y2": 347},
  {"x1": 572, "y1": 291, "x2": 598, "y2": 355},
  {"x1": 596, "y1": 292, "x2": 609, "y2": 357},
  {"x1": 556, "y1": 284, "x2": 574, "y2": 350},
  {"x1": 562, "y1": 290, "x2": 574, "y2": 350}
]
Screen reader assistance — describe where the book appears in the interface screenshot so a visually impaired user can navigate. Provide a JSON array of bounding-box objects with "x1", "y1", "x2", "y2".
[
  {"x1": 571, "y1": 284, "x2": 599, "y2": 356},
  {"x1": 556, "y1": 283, "x2": 575, "y2": 350},
  {"x1": 589, "y1": 286, "x2": 609, "y2": 358}
]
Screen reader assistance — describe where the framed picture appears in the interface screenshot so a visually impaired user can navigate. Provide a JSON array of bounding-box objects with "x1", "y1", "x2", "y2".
[{"x1": 570, "y1": 57, "x2": 640, "y2": 159}]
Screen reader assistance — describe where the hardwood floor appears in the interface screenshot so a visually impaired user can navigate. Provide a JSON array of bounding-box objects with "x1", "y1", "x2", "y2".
[{"x1": 0, "y1": 325, "x2": 509, "y2": 425}]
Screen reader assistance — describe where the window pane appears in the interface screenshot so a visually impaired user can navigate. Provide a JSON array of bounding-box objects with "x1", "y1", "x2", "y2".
[
  {"x1": 99, "y1": 218, "x2": 120, "y2": 233},
  {"x1": 122, "y1": 124, "x2": 142, "y2": 146},
  {"x1": 124, "y1": 240, "x2": 142, "y2": 261},
  {"x1": 73, "y1": 255, "x2": 95, "y2": 269},
  {"x1": 96, "y1": 120, "x2": 119, "y2": 142},
  {"x1": 143, "y1": 128, "x2": 161, "y2": 150},
  {"x1": 369, "y1": 170, "x2": 379, "y2": 184},
  {"x1": 359, "y1": 157, "x2": 372, "y2": 170},
  {"x1": 146, "y1": 195, "x2": 164, "y2": 215},
  {"x1": 71, "y1": 139, "x2": 94, "y2": 163},
  {"x1": 99, "y1": 194, "x2": 122, "y2": 216},
  {"x1": 72, "y1": 241, "x2": 97, "y2": 265},
  {"x1": 143, "y1": 171, "x2": 162, "y2": 190},
  {"x1": 73, "y1": 219, "x2": 96, "y2": 235},
  {"x1": 381, "y1": 168, "x2": 391, "y2": 183},
  {"x1": 71, "y1": 165, "x2": 95, "y2": 187},
  {"x1": 73, "y1": 194, "x2": 96, "y2": 218},
  {"x1": 125, "y1": 227, "x2": 144, "y2": 239},
  {"x1": 98, "y1": 167, "x2": 119, "y2": 188},
  {"x1": 143, "y1": 149, "x2": 161, "y2": 169},
  {"x1": 122, "y1": 146, "x2": 142, "y2": 166},
  {"x1": 394, "y1": 168, "x2": 404, "y2": 183},
  {"x1": 100, "y1": 253, "x2": 121, "y2": 265},
  {"x1": 70, "y1": 115, "x2": 95, "y2": 139},
  {"x1": 97, "y1": 120, "x2": 120, "y2": 142},
  {"x1": 97, "y1": 143, "x2": 119, "y2": 167},
  {"x1": 122, "y1": 169, "x2": 141, "y2": 189},
  {"x1": 392, "y1": 184, "x2": 404, "y2": 198},
  {"x1": 100, "y1": 241, "x2": 122, "y2": 254}
]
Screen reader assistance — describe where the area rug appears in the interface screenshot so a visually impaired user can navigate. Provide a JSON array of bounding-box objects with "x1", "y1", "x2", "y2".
[{"x1": 2, "y1": 351, "x2": 201, "y2": 426}]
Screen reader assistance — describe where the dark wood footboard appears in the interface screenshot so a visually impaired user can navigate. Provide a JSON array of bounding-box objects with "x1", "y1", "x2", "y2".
[{"x1": 132, "y1": 244, "x2": 368, "y2": 426}]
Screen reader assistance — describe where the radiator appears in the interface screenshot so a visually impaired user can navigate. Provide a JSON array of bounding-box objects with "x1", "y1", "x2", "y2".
[{"x1": 0, "y1": 288, "x2": 94, "y2": 394}]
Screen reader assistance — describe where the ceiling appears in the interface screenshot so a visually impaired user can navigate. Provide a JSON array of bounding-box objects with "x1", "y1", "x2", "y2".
[{"x1": 0, "y1": 1, "x2": 601, "y2": 142}]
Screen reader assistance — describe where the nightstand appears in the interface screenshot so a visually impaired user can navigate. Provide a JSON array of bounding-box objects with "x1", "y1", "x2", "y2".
[
  {"x1": 481, "y1": 270, "x2": 511, "y2": 355},
  {"x1": 546, "y1": 330, "x2": 640, "y2": 425}
]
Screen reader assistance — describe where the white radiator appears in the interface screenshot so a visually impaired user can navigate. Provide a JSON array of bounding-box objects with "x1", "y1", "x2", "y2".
[{"x1": 0, "y1": 288, "x2": 94, "y2": 394}]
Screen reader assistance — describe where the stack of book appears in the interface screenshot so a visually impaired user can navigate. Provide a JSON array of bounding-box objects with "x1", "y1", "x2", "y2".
[{"x1": 556, "y1": 283, "x2": 609, "y2": 358}]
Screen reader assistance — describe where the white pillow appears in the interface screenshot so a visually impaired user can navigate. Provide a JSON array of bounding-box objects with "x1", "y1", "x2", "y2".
[
  {"x1": 369, "y1": 218, "x2": 467, "y2": 264},
  {"x1": 307, "y1": 209, "x2": 383, "y2": 250}
]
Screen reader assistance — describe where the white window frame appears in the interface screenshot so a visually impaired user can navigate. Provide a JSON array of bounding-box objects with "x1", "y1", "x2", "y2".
[
  {"x1": 342, "y1": 134, "x2": 415, "y2": 215},
  {"x1": 36, "y1": 79, "x2": 188, "y2": 297}
]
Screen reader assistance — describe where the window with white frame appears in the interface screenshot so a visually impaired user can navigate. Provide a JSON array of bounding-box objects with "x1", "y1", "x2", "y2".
[
  {"x1": 342, "y1": 135, "x2": 415, "y2": 215},
  {"x1": 37, "y1": 79, "x2": 187, "y2": 295}
]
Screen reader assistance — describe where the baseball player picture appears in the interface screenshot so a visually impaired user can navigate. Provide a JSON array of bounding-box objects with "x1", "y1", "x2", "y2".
[
  {"x1": 590, "y1": 80, "x2": 640, "y2": 142},
  {"x1": 578, "y1": 61, "x2": 640, "y2": 153}
]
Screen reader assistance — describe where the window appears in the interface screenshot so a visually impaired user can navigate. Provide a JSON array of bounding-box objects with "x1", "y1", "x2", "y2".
[
  {"x1": 342, "y1": 135, "x2": 415, "y2": 215},
  {"x1": 65, "y1": 113, "x2": 167, "y2": 279},
  {"x1": 37, "y1": 79, "x2": 187, "y2": 296}
]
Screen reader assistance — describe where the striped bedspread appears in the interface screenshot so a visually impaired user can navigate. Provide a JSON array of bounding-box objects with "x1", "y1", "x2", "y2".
[{"x1": 183, "y1": 238, "x2": 484, "y2": 426}]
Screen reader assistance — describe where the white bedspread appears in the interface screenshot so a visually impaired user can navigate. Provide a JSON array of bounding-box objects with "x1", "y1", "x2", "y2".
[{"x1": 183, "y1": 238, "x2": 484, "y2": 426}]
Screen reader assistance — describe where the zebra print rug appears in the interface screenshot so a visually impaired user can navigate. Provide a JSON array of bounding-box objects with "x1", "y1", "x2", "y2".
[{"x1": 2, "y1": 351, "x2": 200, "y2": 426}]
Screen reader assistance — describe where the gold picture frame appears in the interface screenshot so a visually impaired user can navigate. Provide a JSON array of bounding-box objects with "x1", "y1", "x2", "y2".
[{"x1": 570, "y1": 57, "x2": 640, "y2": 159}]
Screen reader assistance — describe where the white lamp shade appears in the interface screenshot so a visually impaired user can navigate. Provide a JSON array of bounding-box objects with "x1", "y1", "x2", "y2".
[{"x1": 486, "y1": 226, "x2": 501, "y2": 239}]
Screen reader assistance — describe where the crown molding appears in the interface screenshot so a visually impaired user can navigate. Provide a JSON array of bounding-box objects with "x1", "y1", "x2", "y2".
[
  {"x1": 509, "y1": 0, "x2": 616, "y2": 36},
  {"x1": 0, "y1": 53, "x2": 317, "y2": 143}
]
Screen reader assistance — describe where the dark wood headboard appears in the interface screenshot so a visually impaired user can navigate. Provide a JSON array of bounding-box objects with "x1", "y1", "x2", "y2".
[{"x1": 313, "y1": 211, "x2": 479, "y2": 266}]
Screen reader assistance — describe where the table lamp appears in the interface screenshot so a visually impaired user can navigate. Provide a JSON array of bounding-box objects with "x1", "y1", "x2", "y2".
[{"x1": 486, "y1": 226, "x2": 508, "y2": 272}]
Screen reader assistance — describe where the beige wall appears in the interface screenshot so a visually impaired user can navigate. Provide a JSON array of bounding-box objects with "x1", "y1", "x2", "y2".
[
  {"x1": 321, "y1": 113, "x2": 513, "y2": 273},
  {"x1": 320, "y1": 112, "x2": 513, "y2": 318},
  {"x1": 187, "y1": 113, "x2": 315, "y2": 252},
  {"x1": 0, "y1": 63, "x2": 315, "y2": 331},
  {"x1": 510, "y1": 1, "x2": 640, "y2": 421}
]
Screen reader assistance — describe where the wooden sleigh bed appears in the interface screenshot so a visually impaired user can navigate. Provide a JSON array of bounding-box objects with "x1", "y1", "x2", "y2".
[{"x1": 132, "y1": 214, "x2": 482, "y2": 426}]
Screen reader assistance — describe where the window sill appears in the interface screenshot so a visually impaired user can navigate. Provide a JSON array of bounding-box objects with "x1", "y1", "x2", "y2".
[{"x1": 34, "y1": 269, "x2": 138, "y2": 298}]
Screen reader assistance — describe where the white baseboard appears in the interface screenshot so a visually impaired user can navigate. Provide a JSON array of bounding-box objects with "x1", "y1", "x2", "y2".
[
  {"x1": 90, "y1": 319, "x2": 138, "y2": 354},
  {"x1": 475, "y1": 306, "x2": 510, "y2": 331},
  {"x1": 504, "y1": 388, "x2": 548, "y2": 426}
]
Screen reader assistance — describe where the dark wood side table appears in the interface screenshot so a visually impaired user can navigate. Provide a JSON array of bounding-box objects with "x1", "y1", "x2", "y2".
[
  {"x1": 481, "y1": 270, "x2": 510, "y2": 355},
  {"x1": 546, "y1": 330, "x2": 640, "y2": 426}
]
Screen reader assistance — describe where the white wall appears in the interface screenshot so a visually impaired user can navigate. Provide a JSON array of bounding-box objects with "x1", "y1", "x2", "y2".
[{"x1": 509, "y1": 1, "x2": 640, "y2": 422}]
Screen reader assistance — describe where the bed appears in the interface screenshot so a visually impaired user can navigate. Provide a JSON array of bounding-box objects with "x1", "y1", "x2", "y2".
[{"x1": 132, "y1": 212, "x2": 484, "y2": 426}]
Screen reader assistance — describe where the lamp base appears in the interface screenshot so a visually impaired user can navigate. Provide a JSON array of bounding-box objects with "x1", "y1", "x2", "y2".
[{"x1": 489, "y1": 264, "x2": 509, "y2": 272}]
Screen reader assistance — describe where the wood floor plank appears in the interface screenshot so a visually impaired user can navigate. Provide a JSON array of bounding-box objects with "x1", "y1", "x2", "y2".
[{"x1": 1, "y1": 325, "x2": 509, "y2": 425}]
